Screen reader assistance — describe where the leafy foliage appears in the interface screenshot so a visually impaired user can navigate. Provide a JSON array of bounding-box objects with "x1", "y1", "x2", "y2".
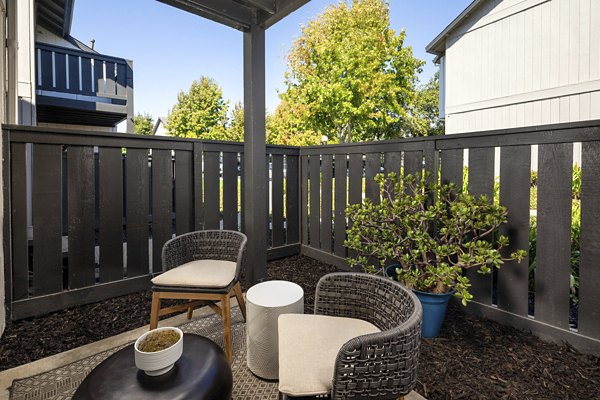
[
  {"x1": 167, "y1": 76, "x2": 229, "y2": 140},
  {"x1": 281, "y1": 0, "x2": 430, "y2": 143},
  {"x1": 345, "y1": 172, "x2": 526, "y2": 304},
  {"x1": 413, "y1": 72, "x2": 445, "y2": 136},
  {"x1": 133, "y1": 113, "x2": 154, "y2": 135},
  {"x1": 228, "y1": 102, "x2": 245, "y2": 142}
]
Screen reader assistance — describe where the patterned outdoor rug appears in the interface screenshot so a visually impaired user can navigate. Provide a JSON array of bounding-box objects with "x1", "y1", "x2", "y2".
[{"x1": 9, "y1": 308, "x2": 279, "y2": 400}]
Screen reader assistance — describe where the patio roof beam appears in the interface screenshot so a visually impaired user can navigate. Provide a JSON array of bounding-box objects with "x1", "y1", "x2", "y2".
[
  {"x1": 242, "y1": 0, "x2": 275, "y2": 14},
  {"x1": 262, "y1": 0, "x2": 310, "y2": 28},
  {"x1": 157, "y1": 0, "x2": 254, "y2": 31}
]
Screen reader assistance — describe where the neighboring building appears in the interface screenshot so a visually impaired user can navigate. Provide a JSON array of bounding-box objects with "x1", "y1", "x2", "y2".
[
  {"x1": 427, "y1": 0, "x2": 600, "y2": 135},
  {"x1": 3, "y1": 0, "x2": 134, "y2": 132},
  {"x1": 153, "y1": 117, "x2": 169, "y2": 136}
]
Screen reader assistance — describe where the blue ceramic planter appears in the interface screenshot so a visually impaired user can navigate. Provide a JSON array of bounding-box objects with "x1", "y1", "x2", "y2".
[{"x1": 384, "y1": 264, "x2": 454, "y2": 338}]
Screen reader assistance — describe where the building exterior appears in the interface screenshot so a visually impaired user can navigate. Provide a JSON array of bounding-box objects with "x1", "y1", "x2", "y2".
[
  {"x1": 4, "y1": 0, "x2": 134, "y2": 132},
  {"x1": 153, "y1": 117, "x2": 169, "y2": 136},
  {"x1": 427, "y1": 0, "x2": 600, "y2": 135}
]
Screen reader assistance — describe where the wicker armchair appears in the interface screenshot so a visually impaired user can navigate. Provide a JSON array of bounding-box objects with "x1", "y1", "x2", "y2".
[
  {"x1": 149, "y1": 230, "x2": 247, "y2": 362},
  {"x1": 278, "y1": 273, "x2": 422, "y2": 400}
]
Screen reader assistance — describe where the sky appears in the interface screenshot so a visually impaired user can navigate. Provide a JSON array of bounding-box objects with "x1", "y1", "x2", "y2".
[{"x1": 70, "y1": 0, "x2": 473, "y2": 120}]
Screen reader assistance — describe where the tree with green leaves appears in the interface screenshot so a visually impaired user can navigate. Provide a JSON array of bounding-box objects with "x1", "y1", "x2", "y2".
[
  {"x1": 227, "y1": 102, "x2": 245, "y2": 142},
  {"x1": 414, "y1": 72, "x2": 445, "y2": 136},
  {"x1": 167, "y1": 76, "x2": 229, "y2": 139},
  {"x1": 280, "y1": 0, "x2": 427, "y2": 143},
  {"x1": 133, "y1": 112, "x2": 154, "y2": 135}
]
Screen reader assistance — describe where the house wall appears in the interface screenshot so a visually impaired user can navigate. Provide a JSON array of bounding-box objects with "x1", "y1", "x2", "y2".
[
  {"x1": 443, "y1": 0, "x2": 600, "y2": 135},
  {"x1": 15, "y1": 0, "x2": 36, "y2": 125}
]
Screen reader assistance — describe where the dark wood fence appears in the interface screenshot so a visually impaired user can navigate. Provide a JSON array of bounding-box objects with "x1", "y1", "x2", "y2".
[
  {"x1": 298, "y1": 120, "x2": 600, "y2": 355},
  {"x1": 2, "y1": 126, "x2": 300, "y2": 319}
]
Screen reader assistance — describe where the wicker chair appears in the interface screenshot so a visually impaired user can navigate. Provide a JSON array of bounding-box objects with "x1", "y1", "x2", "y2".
[
  {"x1": 278, "y1": 272, "x2": 422, "y2": 400},
  {"x1": 149, "y1": 230, "x2": 247, "y2": 362}
]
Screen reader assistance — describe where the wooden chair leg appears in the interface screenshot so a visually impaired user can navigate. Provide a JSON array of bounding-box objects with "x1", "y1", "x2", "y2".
[
  {"x1": 222, "y1": 293, "x2": 232, "y2": 363},
  {"x1": 233, "y1": 282, "x2": 247, "y2": 321},
  {"x1": 187, "y1": 304, "x2": 193, "y2": 319},
  {"x1": 150, "y1": 292, "x2": 160, "y2": 330}
]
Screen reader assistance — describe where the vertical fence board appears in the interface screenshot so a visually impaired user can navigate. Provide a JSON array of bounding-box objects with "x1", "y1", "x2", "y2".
[
  {"x1": 222, "y1": 152, "x2": 238, "y2": 231},
  {"x1": 384, "y1": 152, "x2": 401, "y2": 175},
  {"x1": 116, "y1": 63, "x2": 127, "y2": 96},
  {"x1": 67, "y1": 55, "x2": 79, "y2": 93},
  {"x1": 272, "y1": 154, "x2": 285, "y2": 246},
  {"x1": 105, "y1": 62, "x2": 116, "y2": 95},
  {"x1": 240, "y1": 153, "x2": 245, "y2": 233},
  {"x1": 467, "y1": 147, "x2": 495, "y2": 305},
  {"x1": 67, "y1": 146, "x2": 95, "y2": 288},
  {"x1": 94, "y1": 59, "x2": 103, "y2": 95},
  {"x1": 535, "y1": 143, "x2": 572, "y2": 328},
  {"x1": 32, "y1": 144, "x2": 63, "y2": 295},
  {"x1": 334, "y1": 154, "x2": 347, "y2": 258},
  {"x1": 404, "y1": 151, "x2": 422, "y2": 177},
  {"x1": 365, "y1": 153, "x2": 380, "y2": 204},
  {"x1": 126, "y1": 149, "x2": 149, "y2": 277},
  {"x1": 11, "y1": 143, "x2": 28, "y2": 300},
  {"x1": 348, "y1": 154, "x2": 363, "y2": 259},
  {"x1": 440, "y1": 149, "x2": 464, "y2": 188},
  {"x1": 81, "y1": 58, "x2": 92, "y2": 94},
  {"x1": 99, "y1": 148, "x2": 123, "y2": 282},
  {"x1": 39, "y1": 50, "x2": 52, "y2": 90},
  {"x1": 286, "y1": 155, "x2": 299, "y2": 244},
  {"x1": 193, "y1": 143, "x2": 203, "y2": 230},
  {"x1": 301, "y1": 156, "x2": 309, "y2": 245},
  {"x1": 309, "y1": 155, "x2": 321, "y2": 249},
  {"x1": 203, "y1": 151, "x2": 220, "y2": 229},
  {"x1": 151, "y1": 149, "x2": 173, "y2": 273},
  {"x1": 498, "y1": 145, "x2": 531, "y2": 315},
  {"x1": 54, "y1": 52, "x2": 66, "y2": 91},
  {"x1": 175, "y1": 150, "x2": 193, "y2": 235},
  {"x1": 577, "y1": 141, "x2": 600, "y2": 337},
  {"x1": 321, "y1": 155, "x2": 333, "y2": 253}
]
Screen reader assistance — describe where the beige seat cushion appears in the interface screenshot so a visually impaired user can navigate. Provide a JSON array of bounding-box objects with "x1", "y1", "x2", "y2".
[
  {"x1": 278, "y1": 314, "x2": 380, "y2": 397},
  {"x1": 151, "y1": 259, "x2": 236, "y2": 288}
]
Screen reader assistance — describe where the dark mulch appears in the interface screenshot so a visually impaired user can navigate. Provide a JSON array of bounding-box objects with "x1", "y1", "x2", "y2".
[{"x1": 1, "y1": 255, "x2": 599, "y2": 400}]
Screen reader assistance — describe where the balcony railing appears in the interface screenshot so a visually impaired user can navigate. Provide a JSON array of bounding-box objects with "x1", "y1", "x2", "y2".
[
  {"x1": 35, "y1": 43, "x2": 133, "y2": 127},
  {"x1": 2, "y1": 120, "x2": 600, "y2": 355}
]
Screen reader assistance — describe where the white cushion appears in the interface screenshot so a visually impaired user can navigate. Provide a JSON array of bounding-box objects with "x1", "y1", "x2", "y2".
[
  {"x1": 278, "y1": 314, "x2": 380, "y2": 397},
  {"x1": 151, "y1": 259, "x2": 236, "y2": 288}
]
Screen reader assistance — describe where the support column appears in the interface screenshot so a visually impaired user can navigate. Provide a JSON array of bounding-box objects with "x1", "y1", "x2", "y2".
[
  {"x1": 243, "y1": 22, "x2": 267, "y2": 285},
  {"x1": 0, "y1": 0, "x2": 6, "y2": 338}
]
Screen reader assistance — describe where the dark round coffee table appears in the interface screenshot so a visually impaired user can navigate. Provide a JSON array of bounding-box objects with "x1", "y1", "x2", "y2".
[{"x1": 73, "y1": 334, "x2": 233, "y2": 400}]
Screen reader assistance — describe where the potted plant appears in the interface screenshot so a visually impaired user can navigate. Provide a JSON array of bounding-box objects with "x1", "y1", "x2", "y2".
[
  {"x1": 345, "y1": 172, "x2": 526, "y2": 338},
  {"x1": 134, "y1": 327, "x2": 183, "y2": 376}
]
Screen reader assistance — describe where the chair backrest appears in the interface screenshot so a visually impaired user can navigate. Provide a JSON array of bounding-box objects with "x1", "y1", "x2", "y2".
[{"x1": 162, "y1": 230, "x2": 247, "y2": 274}]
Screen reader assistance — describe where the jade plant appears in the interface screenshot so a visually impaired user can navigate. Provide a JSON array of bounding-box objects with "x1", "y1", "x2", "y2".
[{"x1": 345, "y1": 172, "x2": 527, "y2": 305}]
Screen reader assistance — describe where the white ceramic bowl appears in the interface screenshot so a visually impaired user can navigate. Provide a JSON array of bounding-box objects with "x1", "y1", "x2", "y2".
[{"x1": 134, "y1": 327, "x2": 183, "y2": 376}]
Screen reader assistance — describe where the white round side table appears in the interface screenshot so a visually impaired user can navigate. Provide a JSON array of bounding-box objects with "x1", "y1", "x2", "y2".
[{"x1": 246, "y1": 280, "x2": 304, "y2": 380}]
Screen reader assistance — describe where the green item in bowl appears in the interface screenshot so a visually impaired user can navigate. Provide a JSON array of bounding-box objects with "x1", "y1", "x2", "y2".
[{"x1": 138, "y1": 330, "x2": 181, "y2": 352}]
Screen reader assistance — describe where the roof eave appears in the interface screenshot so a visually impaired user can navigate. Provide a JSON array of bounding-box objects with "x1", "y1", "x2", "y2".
[{"x1": 425, "y1": 0, "x2": 485, "y2": 56}]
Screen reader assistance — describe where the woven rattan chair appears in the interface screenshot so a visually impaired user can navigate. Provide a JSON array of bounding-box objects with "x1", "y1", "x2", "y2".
[
  {"x1": 149, "y1": 230, "x2": 247, "y2": 362},
  {"x1": 278, "y1": 272, "x2": 422, "y2": 400}
]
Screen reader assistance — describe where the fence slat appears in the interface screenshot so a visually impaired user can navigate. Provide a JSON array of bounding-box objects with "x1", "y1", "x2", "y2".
[
  {"x1": 577, "y1": 141, "x2": 600, "y2": 337},
  {"x1": 175, "y1": 150, "x2": 193, "y2": 235},
  {"x1": 81, "y1": 57, "x2": 92, "y2": 94},
  {"x1": 99, "y1": 147, "x2": 123, "y2": 282},
  {"x1": 11, "y1": 143, "x2": 28, "y2": 300},
  {"x1": 39, "y1": 50, "x2": 52, "y2": 90},
  {"x1": 151, "y1": 149, "x2": 173, "y2": 273},
  {"x1": 309, "y1": 155, "x2": 321, "y2": 249},
  {"x1": 222, "y1": 152, "x2": 238, "y2": 231},
  {"x1": 384, "y1": 152, "x2": 401, "y2": 175},
  {"x1": 105, "y1": 62, "x2": 116, "y2": 95},
  {"x1": 348, "y1": 153, "x2": 363, "y2": 260},
  {"x1": 116, "y1": 63, "x2": 126, "y2": 96},
  {"x1": 67, "y1": 146, "x2": 95, "y2": 288},
  {"x1": 467, "y1": 147, "x2": 495, "y2": 305},
  {"x1": 404, "y1": 151, "x2": 422, "y2": 177},
  {"x1": 203, "y1": 151, "x2": 220, "y2": 229},
  {"x1": 440, "y1": 149, "x2": 464, "y2": 188},
  {"x1": 535, "y1": 143, "x2": 572, "y2": 328},
  {"x1": 94, "y1": 59, "x2": 103, "y2": 95},
  {"x1": 68, "y1": 54, "x2": 79, "y2": 93},
  {"x1": 32, "y1": 144, "x2": 63, "y2": 295},
  {"x1": 498, "y1": 145, "x2": 530, "y2": 316},
  {"x1": 272, "y1": 154, "x2": 285, "y2": 246},
  {"x1": 365, "y1": 153, "x2": 380, "y2": 203},
  {"x1": 193, "y1": 143, "x2": 203, "y2": 230},
  {"x1": 321, "y1": 155, "x2": 333, "y2": 253},
  {"x1": 54, "y1": 52, "x2": 66, "y2": 91},
  {"x1": 286, "y1": 155, "x2": 299, "y2": 244},
  {"x1": 334, "y1": 154, "x2": 347, "y2": 258},
  {"x1": 301, "y1": 156, "x2": 309, "y2": 245},
  {"x1": 126, "y1": 148, "x2": 149, "y2": 277}
]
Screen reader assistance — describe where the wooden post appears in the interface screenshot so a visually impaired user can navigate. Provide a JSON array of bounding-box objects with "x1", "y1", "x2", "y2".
[{"x1": 243, "y1": 21, "x2": 267, "y2": 285}]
